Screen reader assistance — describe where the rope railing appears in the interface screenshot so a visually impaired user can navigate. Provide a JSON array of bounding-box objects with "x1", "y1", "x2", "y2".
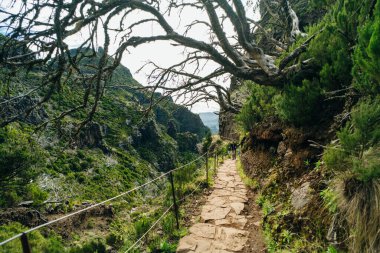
[
  {"x1": 125, "y1": 204, "x2": 174, "y2": 253},
  {"x1": 125, "y1": 179, "x2": 207, "y2": 253},
  {"x1": 0, "y1": 151, "x2": 217, "y2": 252},
  {"x1": 126, "y1": 160, "x2": 213, "y2": 252}
]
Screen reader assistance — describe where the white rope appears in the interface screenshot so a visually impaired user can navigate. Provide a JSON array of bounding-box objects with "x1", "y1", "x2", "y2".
[
  {"x1": 0, "y1": 152, "x2": 208, "y2": 246},
  {"x1": 125, "y1": 167, "x2": 209, "y2": 251},
  {"x1": 125, "y1": 204, "x2": 173, "y2": 253}
]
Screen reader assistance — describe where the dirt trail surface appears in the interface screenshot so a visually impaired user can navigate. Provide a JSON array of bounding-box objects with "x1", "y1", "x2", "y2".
[{"x1": 177, "y1": 159, "x2": 259, "y2": 253}]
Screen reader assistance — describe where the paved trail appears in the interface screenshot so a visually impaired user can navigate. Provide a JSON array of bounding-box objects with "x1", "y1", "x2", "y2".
[{"x1": 177, "y1": 159, "x2": 249, "y2": 253}]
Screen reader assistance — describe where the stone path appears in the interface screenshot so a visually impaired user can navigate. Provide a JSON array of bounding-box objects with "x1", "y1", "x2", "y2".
[{"x1": 177, "y1": 159, "x2": 249, "y2": 253}]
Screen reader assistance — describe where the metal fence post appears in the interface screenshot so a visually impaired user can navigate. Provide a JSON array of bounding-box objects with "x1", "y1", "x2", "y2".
[
  {"x1": 169, "y1": 171, "x2": 180, "y2": 229},
  {"x1": 20, "y1": 233, "x2": 31, "y2": 253},
  {"x1": 206, "y1": 152, "x2": 209, "y2": 187}
]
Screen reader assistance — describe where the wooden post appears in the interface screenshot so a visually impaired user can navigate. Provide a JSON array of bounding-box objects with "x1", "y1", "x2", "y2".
[
  {"x1": 214, "y1": 153, "x2": 217, "y2": 171},
  {"x1": 21, "y1": 233, "x2": 31, "y2": 253},
  {"x1": 206, "y1": 152, "x2": 209, "y2": 187},
  {"x1": 169, "y1": 171, "x2": 180, "y2": 229}
]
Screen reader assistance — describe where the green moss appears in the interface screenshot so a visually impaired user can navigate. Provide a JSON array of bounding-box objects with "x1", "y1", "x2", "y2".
[{"x1": 236, "y1": 157, "x2": 259, "y2": 190}]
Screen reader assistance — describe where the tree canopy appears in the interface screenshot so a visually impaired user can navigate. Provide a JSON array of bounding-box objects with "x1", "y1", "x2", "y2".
[{"x1": 0, "y1": 0, "x2": 314, "y2": 124}]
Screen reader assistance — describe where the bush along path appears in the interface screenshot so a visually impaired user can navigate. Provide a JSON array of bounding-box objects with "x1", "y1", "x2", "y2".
[{"x1": 177, "y1": 159, "x2": 257, "y2": 252}]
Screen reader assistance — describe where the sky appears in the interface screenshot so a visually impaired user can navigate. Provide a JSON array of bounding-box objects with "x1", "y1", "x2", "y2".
[
  {"x1": 64, "y1": 5, "x2": 225, "y2": 113},
  {"x1": 0, "y1": 1, "x2": 260, "y2": 113},
  {"x1": 68, "y1": 33, "x2": 221, "y2": 113}
]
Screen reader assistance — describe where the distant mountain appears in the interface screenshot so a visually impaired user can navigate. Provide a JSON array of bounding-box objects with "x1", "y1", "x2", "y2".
[{"x1": 199, "y1": 112, "x2": 219, "y2": 134}]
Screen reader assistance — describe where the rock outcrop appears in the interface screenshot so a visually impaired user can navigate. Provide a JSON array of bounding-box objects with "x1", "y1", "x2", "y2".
[
  {"x1": 78, "y1": 122, "x2": 107, "y2": 151},
  {"x1": 0, "y1": 96, "x2": 48, "y2": 125}
]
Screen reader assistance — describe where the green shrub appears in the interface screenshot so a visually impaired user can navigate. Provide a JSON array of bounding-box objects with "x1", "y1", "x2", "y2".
[
  {"x1": 326, "y1": 245, "x2": 339, "y2": 253},
  {"x1": 201, "y1": 131, "x2": 212, "y2": 153},
  {"x1": 159, "y1": 240, "x2": 177, "y2": 252},
  {"x1": 0, "y1": 222, "x2": 64, "y2": 253},
  {"x1": 323, "y1": 98, "x2": 380, "y2": 252},
  {"x1": 25, "y1": 183, "x2": 48, "y2": 206},
  {"x1": 134, "y1": 216, "x2": 152, "y2": 241},
  {"x1": 353, "y1": 0, "x2": 380, "y2": 95},
  {"x1": 324, "y1": 99, "x2": 380, "y2": 181},
  {"x1": 275, "y1": 79, "x2": 322, "y2": 126},
  {"x1": 236, "y1": 81, "x2": 277, "y2": 131},
  {"x1": 161, "y1": 214, "x2": 176, "y2": 236},
  {"x1": 307, "y1": 0, "x2": 374, "y2": 93},
  {"x1": 176, "y1": 132, "x2": 198, "y2": 152},
  {"x1": 68, "y1": 239, "x2": 106, "y2": 253},
  {"x1": 106, "y1": 219, "x2": 127, "y2": 248},
  {"x1": 262, "y1": 200, "x2": 275, "y2": 217},
  {"x1": 0, "y1": 124, "x2": 45, "y2": 207},
  {"x1": 320, "y1": 188, "x2": 338, "y2": 213},
  {"x1": 309, "y1": 26, "x2": 352, "y2": 91}
]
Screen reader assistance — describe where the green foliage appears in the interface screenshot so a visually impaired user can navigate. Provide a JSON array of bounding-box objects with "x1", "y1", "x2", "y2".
[
  {"x1": 201, "y1": 131, "x2": 212, "y2": 153},
  {"x1": 0, "y1": 222, "x2": 64, "y2": 253},
  {"x1": 353, "y1": 0, "x2": 380, "y2": 94},
  {"x1": 324, "y1": 99, "x2": 380, "y2": 181},
  {"x1": 237, "y1": 81, "x2": 277, "y2": 131},
  {"x1": 307, "y1": 0, "x2": 374, "y2": 91},
  {"x1": 68, "y1": 239, "x2": 106, "y2": 253},
  {"x1": 158, "y1": 240, "x2": 177, "y2": 252},
  {"x1": 167, "y1": 119, "x2": 178, "y2": 138},
  {"x1": 275, "y1": 80, "x2": 322, "y2": 126},
  {"x1": 134, "y1": 216, "x2": 152, "y2": 241},
  {"x1": 173, "y1": 160, "x2": 201, "y2": 199},
  {"x1": 320, "y1": 188, "x2": 338, "y2": 213},
  {"x1": 176, "y1": 132, "x2": 198, "y2": 152},
  {"x1": 326, "y1": 245, "x2": 339, "y2": 253},
  {"x1": 25, "y1": 183, "x2": 48, "y2": 206},
  {"x1": 262, "y1": 200, "x2": 275, "y2": 217},
  {"x1": 161, "y1": 214, "x2": 176, "y2": 236},
  {"x1": 309, "y1": 0, "x2": 335, "y2": 10},
  {"x1": 237, "y1": 157, "x2": 259, "y2": 190},
  {"x1": 309, "y1": 26, "x2": 352, "y2": 91},
  {"x1": 0, "y1": 124, "x2": 45, "y2": 207},
  {"x1": 106, "y1": 218, "x2": 128, "y2": 248}
]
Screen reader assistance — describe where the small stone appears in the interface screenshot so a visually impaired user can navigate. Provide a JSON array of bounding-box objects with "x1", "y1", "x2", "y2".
[
  {"x1": 176, "y1": 235, "x2": 198, "y2": 252},
  {"x1": 201, "y1": 206, "x2": 231, "y2": 221},
  {"x1": 230, "y1": 202, "x2": 245, "y2": 215},
  {"x1": 214, "y1": 227, "x2": 249, "y2": 251},
  {"x1": 277, "y1": 141, "x2": 287, "y2": 155},
  {"x1": 253, "y1": 221, "x2": 261, "y2": 227},
  {"x1": 209, "y1": 197, "x2": 228, "y2": 207},
  {"x1": 189, "y1": 223, "x2": 216, "y2": 239},
  {"x1": 291, "y1": 182, "x2": 312, "y2": 210}
]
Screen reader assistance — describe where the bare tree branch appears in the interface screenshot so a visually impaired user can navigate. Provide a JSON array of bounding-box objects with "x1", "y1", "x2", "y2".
[{"x1": 0, "y1": 0, "x2": 315, "y2": 127}]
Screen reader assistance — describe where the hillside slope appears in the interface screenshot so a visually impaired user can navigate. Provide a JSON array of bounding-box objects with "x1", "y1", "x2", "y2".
[{"x1": 0, "y1": 48, "x2": 209, "y2": 251}]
